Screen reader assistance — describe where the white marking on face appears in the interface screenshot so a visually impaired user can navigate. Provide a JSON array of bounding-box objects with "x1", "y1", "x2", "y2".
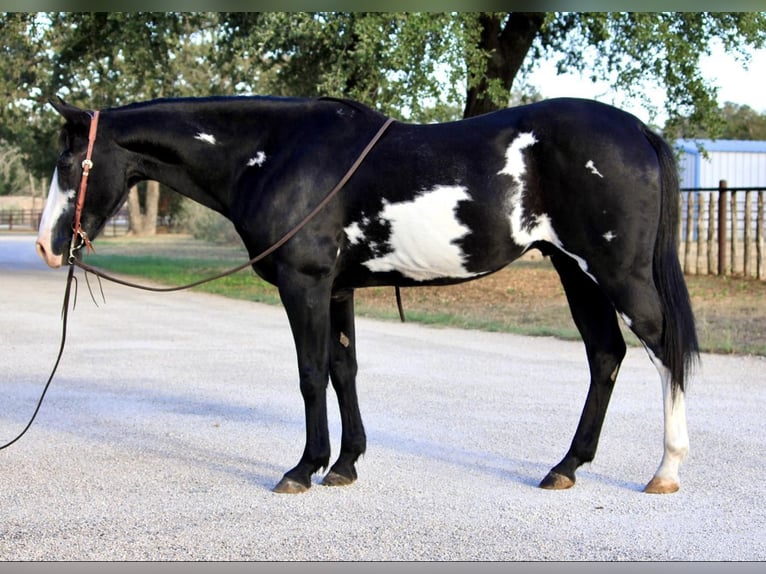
[
  {"x1": 195, "y1": 132, "x2": 217, "y2": 145},
  {"x1": 346, "y1": 185, "x2": 480, "y2": 281},
  {"x1": 35, "y1": 168, "x2": 74, "y2": 268},
  {"x1": 603, "y1": 230, "x2": 616, "y2": 242},
  {"x1": 585, "y1": 159, "x2": 604, "y2": 178},
  {"x1": 247, "y1": 151, "x2": 267, "y2": 167}
]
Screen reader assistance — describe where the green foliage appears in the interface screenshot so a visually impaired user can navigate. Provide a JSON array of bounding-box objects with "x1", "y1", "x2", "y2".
[
  {"x1": 0, "y1": 142, "x2": 28, "y2": 196},
  {"x1": 537, "y1": 12, "x2": 766, "y2": 138},
  {"x1": 218, "y1": 12, "x2": 467, "y2": 121},
  {"x1": 178, "y1": 200, "x2": 241, "y2": 245},
  {"x1": 666, "y1": 102, "x2": 766, "y2": 140}
]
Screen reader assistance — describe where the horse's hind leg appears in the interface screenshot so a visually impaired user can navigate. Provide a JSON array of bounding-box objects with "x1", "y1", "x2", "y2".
[
  {"x1": 607, "y1": 276, "x2": 689, "y2": 494},
  {"x1": 540, "y1": 251, "x2": 627, "y2": 490},
  {"x1": 322, "y1": 289, "x2": 367, "y2": 487}
]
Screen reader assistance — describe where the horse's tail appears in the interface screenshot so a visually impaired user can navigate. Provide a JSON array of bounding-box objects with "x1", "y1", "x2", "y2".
[{"x1": 642, "y1": 125, "x2": 700, "y2": 395}]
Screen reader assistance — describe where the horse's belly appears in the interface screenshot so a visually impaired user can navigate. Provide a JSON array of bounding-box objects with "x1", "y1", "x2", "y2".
[{"x1": 344, "y1": 185, "x2": 490, "y2": 282}]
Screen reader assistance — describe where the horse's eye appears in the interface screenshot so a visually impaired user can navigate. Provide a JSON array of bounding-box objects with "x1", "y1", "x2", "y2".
[{"x1": 57, "y1": 151, "x2": 75, "y2": 171}]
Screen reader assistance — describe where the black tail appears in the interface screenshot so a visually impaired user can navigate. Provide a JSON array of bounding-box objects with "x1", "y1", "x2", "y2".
[{"x1": 642, "y1": 125, "x2": 700, "y2": 395}]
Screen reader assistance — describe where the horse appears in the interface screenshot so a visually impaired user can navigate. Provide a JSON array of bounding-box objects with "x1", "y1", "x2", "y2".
[{"x1": 35, "y1": 95, "x2": 698, "y2": 495}]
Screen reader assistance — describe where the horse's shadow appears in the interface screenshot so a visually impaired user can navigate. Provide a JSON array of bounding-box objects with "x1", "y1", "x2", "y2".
[{"x1": 28, "y1": 377, "x2": 645, "y2": 494}]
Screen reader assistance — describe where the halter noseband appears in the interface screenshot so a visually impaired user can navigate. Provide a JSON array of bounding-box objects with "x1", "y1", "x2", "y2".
[{"x1": 69, "y1": 109, "x2": 100, "y2": 263}]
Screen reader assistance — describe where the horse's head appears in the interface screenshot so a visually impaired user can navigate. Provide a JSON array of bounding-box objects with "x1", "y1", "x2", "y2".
[{"x1": 36, "y1": 98, "x2": 128, "y2": 268}]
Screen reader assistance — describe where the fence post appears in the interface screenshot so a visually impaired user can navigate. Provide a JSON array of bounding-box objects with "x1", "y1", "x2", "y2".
[
  {"x1": 758, "y1": 190, "x2": 764, "y2": 281},
  {"x1": 696, "y1": 193, "x2": 705, "y2": 275},
  {"x1": 684, "y1": 192, "x2": 694, "y2": 274},
  {"x1": 718, "y1": 180, "x2": 727, "y2": 276},
  {"x1": 707, "y1": 191, "x2": 716, "y2": 274},
  {"x1": 731, "y1": 188, "x2": 738, "y2": 275},
  {"x1": 744, "y1": 191, "x2": 752, "y2": 278}
]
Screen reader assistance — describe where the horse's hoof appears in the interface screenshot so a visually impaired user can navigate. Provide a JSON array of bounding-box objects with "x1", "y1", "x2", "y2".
[
  {"x1": 643, "y1": 476, "x2": 680, "y2": 494},
  {"x1": 272, "y1": 477, "x2": 310, "y2": 494},
  {"x1": 321, "y1": 471, "x2": 355, "y2": 487},
  {"x1": 539, "y1": 471, "x2": 575, "y2": 490}
]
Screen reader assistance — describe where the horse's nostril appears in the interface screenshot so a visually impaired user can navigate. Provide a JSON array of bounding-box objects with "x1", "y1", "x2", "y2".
[{"x1": 35, "y1": 240, "x2": 62, "y2": 268}]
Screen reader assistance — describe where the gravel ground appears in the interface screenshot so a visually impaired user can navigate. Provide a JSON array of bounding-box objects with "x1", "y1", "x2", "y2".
[{"x1": 1, "y1": 234, "x2": 764, "y2": 561}]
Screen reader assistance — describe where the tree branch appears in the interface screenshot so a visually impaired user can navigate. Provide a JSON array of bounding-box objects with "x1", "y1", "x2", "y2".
[{"x1": 464, "y1": 12, "x2": 545, "y2": 118}]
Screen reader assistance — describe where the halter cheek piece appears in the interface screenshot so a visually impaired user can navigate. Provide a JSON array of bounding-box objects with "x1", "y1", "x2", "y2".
[{"x1": 69, "y1": 110, "x2": 100, "y2": 264}]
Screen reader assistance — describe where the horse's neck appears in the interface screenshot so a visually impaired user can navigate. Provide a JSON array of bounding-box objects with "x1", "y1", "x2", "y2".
[
  {"x1": 117, "y1": 119, "x2": 238, "y2": 216},
  {"x1": 141, "y1": 157, "x2": 230, "y2": 215}
]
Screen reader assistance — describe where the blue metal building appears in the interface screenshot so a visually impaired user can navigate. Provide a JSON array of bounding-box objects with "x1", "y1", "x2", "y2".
[{"x1": 675, "y1": 139, "x2": 766, "y2": 188}]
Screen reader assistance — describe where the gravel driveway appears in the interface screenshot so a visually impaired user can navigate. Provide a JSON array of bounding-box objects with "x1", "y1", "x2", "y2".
[{"x1": 1, "y1": 234, "x2": 764, "y2": 561}]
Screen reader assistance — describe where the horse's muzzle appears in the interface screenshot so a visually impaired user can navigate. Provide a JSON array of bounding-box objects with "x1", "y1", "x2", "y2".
[{"x1": 35, "y1": 239, "x2": 65, "y2": 269}]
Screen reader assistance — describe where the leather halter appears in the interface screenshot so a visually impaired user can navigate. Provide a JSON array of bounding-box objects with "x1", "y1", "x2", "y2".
[{"x1": 69, "y1": 110, "x2": 100, "y2": 262}]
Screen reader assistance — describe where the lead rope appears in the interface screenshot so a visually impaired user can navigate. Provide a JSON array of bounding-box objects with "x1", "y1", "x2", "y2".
[
  {"x1": 0, "y1": 266, "x2": 77, "y2": 451},
  {"x1": 1, "y1": 116, "x2": 401, "y2": 450}
]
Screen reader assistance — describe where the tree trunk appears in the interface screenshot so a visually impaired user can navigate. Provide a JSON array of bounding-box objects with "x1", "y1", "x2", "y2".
[
  {"x1": 29, "y1": 173, "x2": 39, "y2": 210},
  {"x1": 126, "y1": 180, "x2": 159, "y2": 236},
  {"x1": 463, "y1": 12, "x2": 545, "y2": 119}
]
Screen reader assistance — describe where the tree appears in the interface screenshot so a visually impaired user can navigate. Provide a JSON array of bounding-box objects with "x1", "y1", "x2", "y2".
[
  {"x1": 222, "y1": 12, "x2": 766, "y2": 135},
  {"x1": 217, "y1": 12, "x2": 468, "y2": 122},
  {"x1": 531, "y1": 12, "x2": 766, "y2": 137},
  {"x1": 461, "y1": 12, "x2": 546, "y2": 118},
  {"x1": 45, "y1": 13, "x2": 187, "y2": 235},
  {"x1": 0, "y1": 142, "x2": 27, "y2": 196},
  {"x1": 666, "y1": 102, "x2": 766, "y2": 140},
  {"x1": 0, "y1": 13, "x2": 61, "y2": 195}
]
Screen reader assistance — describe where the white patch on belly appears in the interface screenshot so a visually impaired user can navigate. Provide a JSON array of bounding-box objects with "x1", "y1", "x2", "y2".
[
  {"x1": 585, "y1": 159, "x2": 604, "y2": 178},
  {"x1": 347, "y1": 185, "x2": 479, "y2": 281},
  {"x1": 247, "y1": 151, "x2": 267, "y2": 167},
  {"x1": 195, "y1": 132, "x2": 217, "y2": 145}
]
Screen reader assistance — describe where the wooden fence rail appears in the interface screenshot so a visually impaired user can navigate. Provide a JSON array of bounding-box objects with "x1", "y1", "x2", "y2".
[
  {"x1": 0, "y1": 207, "x2": 131, "y2": 237},
  {"x1": 680, "y1": 181, "x2": 765, "y2": 280},
  {"x1": 0, "y1": 208, "x2": 42, "y2": 231}
]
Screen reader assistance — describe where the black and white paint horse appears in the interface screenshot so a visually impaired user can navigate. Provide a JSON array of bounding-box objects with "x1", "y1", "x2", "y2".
[{"x1": 36, "y1": 95, "x2": 698, "y2": 494}]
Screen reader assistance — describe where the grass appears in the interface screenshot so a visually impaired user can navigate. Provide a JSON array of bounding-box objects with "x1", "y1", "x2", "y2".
[{"x1": 83, "y1": 234, "x2": 766, "y2": 357}]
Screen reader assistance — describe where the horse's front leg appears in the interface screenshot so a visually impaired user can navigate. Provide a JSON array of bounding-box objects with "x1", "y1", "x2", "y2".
[
  {"x1": 322, "y1": 289, "x2": 366, "y2": 487},
  {"x1": 272, "y1": 270, "x2": 333, "y2": 494}
]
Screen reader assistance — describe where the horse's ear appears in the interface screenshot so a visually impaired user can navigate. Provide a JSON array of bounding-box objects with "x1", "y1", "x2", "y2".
[{"x1": 48, "y1": 96, "x2": 91, "y2": 124}]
